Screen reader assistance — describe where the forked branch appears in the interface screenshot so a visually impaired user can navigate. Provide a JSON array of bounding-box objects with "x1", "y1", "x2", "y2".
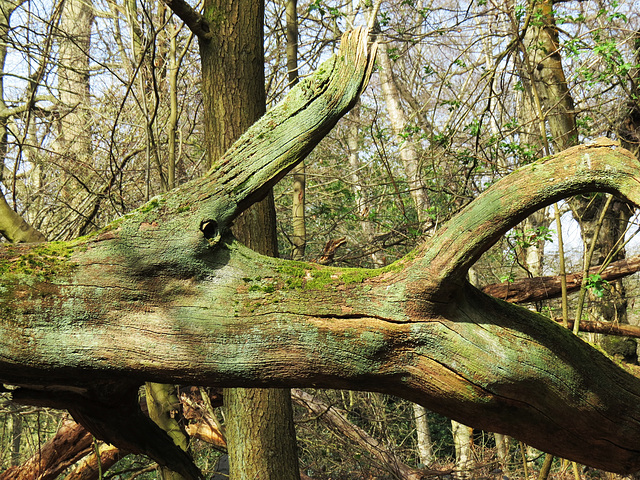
[{"x1": 2, "y1": 30, "x2": 640, "y2": 477}]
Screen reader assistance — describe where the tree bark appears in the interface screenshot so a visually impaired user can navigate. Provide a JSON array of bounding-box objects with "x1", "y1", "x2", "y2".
[
  {"x1": 0, "y1": 191, "x2": 47, "y2": 243},
  {"x1": 482, "y1": 253, "x2": 640, "y2": 303},
  {"x1": 55, "y1": 0, "x2": 95, "y2": 234},
  {"x1": 62, "y1": 444, "x2": 124, "y2": 480},
  {"x1": 412, "y1": 403, "x2": 433, "y2": 466},
  {"x1": 3, "y1": 30, "x2": 640, "y2": 475},
  {"x1": 225, "y1": 387, "x2": 299, "y2": 480},
  {"x1": 0, "y1": 418, "x2": 93, "y2": 480},
  {"x1": 521, "y1": 0, "x2": 577, "y2": 152},
  {"x1": 451, "y1": 421, "x2": 474, "y2": 479},
  {"x1": 198, "y1": 2, "x2": 299, "y2": 479},
  {"x1": 56, "y1": 0, "x2": 94, "y2": 163}
]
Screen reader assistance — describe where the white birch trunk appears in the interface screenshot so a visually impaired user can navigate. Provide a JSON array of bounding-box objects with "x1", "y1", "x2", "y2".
[
  {"x1": 412, "y1": 403, "x2": 433, "y2": 466},
  {"x1": 378, "y1": 42, "x2": 430, "y2": 229}
]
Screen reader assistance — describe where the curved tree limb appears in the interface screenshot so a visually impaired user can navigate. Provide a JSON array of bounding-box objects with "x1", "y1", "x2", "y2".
[
  {"x1": 0, "y1": 418, "x2": 93, "y2": 480},
  {"x1": 3, "y1": 28, "x2": 640, "y2": 475},
  {"x1": 409, "y1": 142, "x2": 640, "y2": 302},
  {"x1": 0, "y1": 190, "x2": 46, "y2": 243},
  {"x1": 162, "y1": 0, "x2": 212, "y2": 40}
]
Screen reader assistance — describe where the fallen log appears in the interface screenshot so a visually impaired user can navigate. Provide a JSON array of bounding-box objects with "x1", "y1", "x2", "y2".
[{"x1": 482, "y1": 254, "x2": 640, "y2": 303}]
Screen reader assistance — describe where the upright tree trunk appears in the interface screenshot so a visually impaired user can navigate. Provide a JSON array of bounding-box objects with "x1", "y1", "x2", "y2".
[
  {"x1": 199, "y1": 1, "x2": 299, "y2": 478},
  {"x1": 521, "y1": 0, "x2": 633, "y2": 359},
  {"x1": 521, "y1": 0, "x2": 577, "y2": 152},
  {"x1": 167, "y1": 19, "x2": 179, "y2": 191},
  {"x1": 412, "y1": 404, "x2": 433, "y2": 466},
  {"x1": 451, "y1": 422, "x2": 474, "y2": 478},
  {"x1": 378, "y1": 41, "x2": 430, "y2": 229},
  {"x1": 9, "y1": 412, "x2": 22, "y2": 467},
  {"x1": 55, "y1": 0, "x2": 94, "y2": 212},
  {"x1": 287, "y1": 0, "x2": 306, "y2": 261},
  {"x1": 347, "y1": 106, "x2": 385, "y2": 267}
]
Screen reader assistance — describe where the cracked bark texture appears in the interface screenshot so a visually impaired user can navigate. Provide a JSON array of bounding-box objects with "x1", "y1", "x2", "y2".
[
  {"x1": 198, "y1": 1, "x2": 300, "y2": 478},
  {"x1": 2, "y1": 28, "x2": 640, "y2": 475}
]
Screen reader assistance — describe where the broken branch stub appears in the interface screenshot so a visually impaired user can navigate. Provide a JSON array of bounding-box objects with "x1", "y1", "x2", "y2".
[{"x1": 2, "y1": 28, "x2": 640, "y2": 476}]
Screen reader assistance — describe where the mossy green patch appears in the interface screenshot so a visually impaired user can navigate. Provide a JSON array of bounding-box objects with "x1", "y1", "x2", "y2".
[
  {"x1": 138, "y1": 197, "x2": 164, "y2": 213},
  {"x1": 0, "y1": 242, "x2": 76, "y2": 281},
  {"x1": 275, "y1": 259, "x2": 404, "y2": 291},
  {"x1": 243, "y1": 276, "x2": 278, "y2": 294}
]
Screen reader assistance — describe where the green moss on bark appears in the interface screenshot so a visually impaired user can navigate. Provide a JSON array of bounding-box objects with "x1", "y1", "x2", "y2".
[
  {"x1": 0, "y1": 242, "x2": 76, "y2": 281},
  {"x1": 274, "y1": 259, "x2": 406, "y2": 291}
]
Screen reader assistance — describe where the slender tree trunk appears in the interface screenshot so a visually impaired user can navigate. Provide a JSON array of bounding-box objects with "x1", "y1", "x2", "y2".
[
  {"x1": 55, "y1": 0, "x2": 94, "y2": 215},
  {"x1": 494, "y1": 433, "x2": 509, "y2": 470},
  {"x1": 167, "y1": 19, "x2": 179, "y2": 191},
  {"x1": 377, "y1": 41, "x2": 429, "y2": 229},
  {"x1": 347, "y1": 107, "x2": 385, "y2": 266},
  {"x1": 9, "y1": 412, "x2": 22, "y2": 467},
  {"x1": 451, "y1": 421, "x2": 474, "y2": 478},
  {"x1": 199, "y1": 1, "x2": 299, "y2": 478},
  {"x1": 413, "y1": 404, "x2": 433, "y2": 466},
  {"x1": 287, "y1": 0, "x2": 305, "y2": 261}
]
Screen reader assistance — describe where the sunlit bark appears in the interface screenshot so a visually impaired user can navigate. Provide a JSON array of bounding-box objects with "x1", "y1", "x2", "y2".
[{"x1": 3, "y1": 29, "x2": 640, "y2": 476}]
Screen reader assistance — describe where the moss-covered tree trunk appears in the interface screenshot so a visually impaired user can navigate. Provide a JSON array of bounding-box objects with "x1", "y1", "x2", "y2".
[{"x1": 4, "y1": 29, "x2": 640, "y2": 478}]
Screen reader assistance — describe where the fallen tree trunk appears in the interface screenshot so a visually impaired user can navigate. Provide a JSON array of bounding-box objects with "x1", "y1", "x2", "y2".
[
  {"x1": 0, "y1": 418, "x2": 93, "y2": 480},
  {"x1": 482, "y1": 254, "x2": 640, "y2": 303},
  {"x1": 3, "y1": 29, "x2": 640, "y2": 476},
  {"x1": 553, "y1": 318, "x2": 640, "y2": 338},
  {"x1": 62, "y1": 444, "x2": 123, "y2": 480}
]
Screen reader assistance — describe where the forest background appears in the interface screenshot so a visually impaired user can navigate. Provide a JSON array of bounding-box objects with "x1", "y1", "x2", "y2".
[{"x1": 0, "y1": 0, "x2": 639, "y2": 478}]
